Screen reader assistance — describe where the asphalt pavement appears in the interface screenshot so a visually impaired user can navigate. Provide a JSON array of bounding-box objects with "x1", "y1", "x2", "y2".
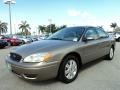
[{"x1": 0, "y1": 43, "x2": 120, "y2": 90}]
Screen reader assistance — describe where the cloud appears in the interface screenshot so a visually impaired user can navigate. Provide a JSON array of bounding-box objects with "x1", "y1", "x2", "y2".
[
  {"x1": 67, "y1": 9, "x2": 100, "y2": 26},
  {"x1": 67, "y1": 9, "x2": 80, "y2": 16},
  {"x1": 67, "y1": 9, "x2": 93, "y2": 17},
  {"x1": 66, "y1": 9, "x2": 116, "y2": 31}
]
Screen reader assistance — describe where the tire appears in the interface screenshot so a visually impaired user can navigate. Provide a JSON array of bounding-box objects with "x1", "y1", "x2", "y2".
[
  {"x1": 22, "y1": 40, "x2": 25, "y2": 44},
  {"x1": 58, "y1": 55, "x2": 79, "y2": 83},
  {"x1": 106, "y1": 47, "x2": 114, "y2": 60},
  {"x1": 118, "y1": 38, "x2": 120, "y2": 42},
  {"x1": 0, "y1": 46, "x2": 5, "y2": 49},
  {"x1": 7, "y1": 42, "x2": 11, "y2": 46}
]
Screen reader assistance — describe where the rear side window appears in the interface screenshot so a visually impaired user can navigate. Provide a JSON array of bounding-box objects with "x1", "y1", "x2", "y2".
[{"x1": 96, "y1": 28, "x2": 109, "y2": 38}]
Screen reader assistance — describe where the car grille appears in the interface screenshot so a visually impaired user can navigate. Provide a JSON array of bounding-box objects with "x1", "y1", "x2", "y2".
[{"x1": 10, "y1": 53, "x2": 22, "y2": 62}]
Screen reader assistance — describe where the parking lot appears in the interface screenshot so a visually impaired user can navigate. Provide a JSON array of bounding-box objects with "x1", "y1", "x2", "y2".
[{"x1": 0, "y1": 43, "x2": 120, "y2": 90}]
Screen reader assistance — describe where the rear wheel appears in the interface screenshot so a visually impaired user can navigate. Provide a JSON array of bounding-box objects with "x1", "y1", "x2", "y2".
[
  {"x1": 0, "y1": 46, "x2": 5, "y2": 49},
  {"x1": 22, "y1": 40, "x2": 25, "y2": 44},
  {"x1": 118, "y1": 38, "x2": 120, "y2": 42},
  {"x1": 106, "y1": 47, "x2": 114, "y2": 60},
  {"x1": 7, "y1": 42, "x2": 11, "y2": 46},
  {"x1": 58, "y1": 55, "x2": 79, "y2": 83}
]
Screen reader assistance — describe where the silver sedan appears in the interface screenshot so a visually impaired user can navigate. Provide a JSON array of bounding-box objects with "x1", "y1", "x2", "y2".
[{"x1": 6, "y1": 26, "x2": 115, "y2": 83}]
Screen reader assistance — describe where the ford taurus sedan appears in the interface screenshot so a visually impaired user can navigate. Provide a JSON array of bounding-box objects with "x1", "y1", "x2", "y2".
[{"x1": 6, "y1": 26, "x2": 115, "y2": 83}]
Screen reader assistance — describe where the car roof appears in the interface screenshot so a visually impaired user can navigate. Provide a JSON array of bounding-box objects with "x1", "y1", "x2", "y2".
[{"x1": 68, "y1": 26, "x2": 100, "y2": 30}]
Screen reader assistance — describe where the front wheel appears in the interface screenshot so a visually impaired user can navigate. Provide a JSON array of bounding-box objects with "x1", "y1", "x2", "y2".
[
  {"x1": 0, "y1": 46, "x2": 5, "y2": 49},
  {"x1": 118, "y1": 38, "x2": 120, "y2": 42},
  {"x1": 7, "y1": 42, "x2": 11, "y2": 46},
  {"x1": 58, "y1": 55, "x2": 79, "y2": 83},
  {"x1": 106, "y1": 47, "x2": 114, "y2": 60}
]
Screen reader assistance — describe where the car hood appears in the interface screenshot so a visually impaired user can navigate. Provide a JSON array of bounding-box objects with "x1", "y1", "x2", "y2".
[{"x1": 11, "y1": 40, "x2": 75, "y2": 58}]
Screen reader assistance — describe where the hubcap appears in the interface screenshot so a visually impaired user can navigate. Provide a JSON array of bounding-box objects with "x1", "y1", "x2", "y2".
[
  {"x1": 65, "y1": 60, "x2": 77, "y2": 80},
  {"x1": 110, "y1": 48, "x2": 114, "y2": 59},
  {"x1": 8, "y1": 42, "x2": 11, "y2": 46}
]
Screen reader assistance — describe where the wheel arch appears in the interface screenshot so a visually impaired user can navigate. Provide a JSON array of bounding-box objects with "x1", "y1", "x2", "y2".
[
  {"x1": 57, "y1": 51, "x2": 83, "y2": 80},
  {"x1": 111, "y1": 44, "x2": 115, "y2": 51},
  {"x1": 57, "y1": 52, "x2": 82, "y2": 76},
  {"x1": 62, "y1": 52, "x2": 82, "y2": 66}
]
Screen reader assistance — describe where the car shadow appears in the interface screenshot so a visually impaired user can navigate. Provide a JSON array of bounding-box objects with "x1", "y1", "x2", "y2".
[
  {"x1": 22, "y1": 58, "x2": 106, "y2": 85},
  {"x1": 80, "y1": 58, "x2": 105, "y2": 72},
  {"x1": 22, "y1": 78, "x2": 59, "y2": 86}
]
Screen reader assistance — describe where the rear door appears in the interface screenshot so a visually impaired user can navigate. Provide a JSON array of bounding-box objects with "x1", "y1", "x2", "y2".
[{"x1": 96, "y1": 28, "x2": 111, "y2": 57}]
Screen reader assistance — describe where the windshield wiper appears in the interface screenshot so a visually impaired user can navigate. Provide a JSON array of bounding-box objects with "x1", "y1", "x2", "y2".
[{"x1": 49, "y1": 37, "x2": 63, "y2": 40}]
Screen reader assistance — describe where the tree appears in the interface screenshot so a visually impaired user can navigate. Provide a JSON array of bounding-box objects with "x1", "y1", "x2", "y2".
[
  {"x1": 37, "y1": 24, "x2": 67, "y2": 34},
  {"x1": 16, "y1": 31, "x2": 31, "y2": 35},
  {"x1": 19, "y1": 21, "x2": 31, "y2": 36},
  {"x1": 110, "y1": 23, "x2": 117, "y2": 31},
  {"x1": 57, "y1": 25, "x2": 67, "y2": 30},
  {"x1": 115, "y1": 27, "x2": 120, "y2": 32},
  {"x1": 38, "y1": 25, "x2": 46, "y2": 34},
  {"x1": 46, "y1": 24, "x2": 57, "y2": 33},
  {"x1": 0, "y1": 21, "x2": 8, "y2": 35}
]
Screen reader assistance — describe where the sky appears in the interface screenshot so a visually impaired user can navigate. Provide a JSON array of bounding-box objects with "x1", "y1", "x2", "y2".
[{"x1": 0, "y1": 0, "x2": 120, "y2": 34}]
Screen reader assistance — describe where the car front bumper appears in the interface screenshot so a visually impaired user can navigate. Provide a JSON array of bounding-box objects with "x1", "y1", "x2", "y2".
[
  {"x1": 0, "y1": 42, "x2": 8, "y2": 47},
  {"x1": 11, "y1": 41, "x2": 23, "y2": 46},
  {"x1": 6, "y1": 57, "x2": 60, "y2": 81}
]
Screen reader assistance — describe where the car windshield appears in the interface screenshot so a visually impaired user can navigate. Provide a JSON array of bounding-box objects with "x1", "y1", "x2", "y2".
[
  {"x1": 16, "y1": 35, "x2": 23, "y2": 38},
  {"x1": 4, "y1": 35, "x2": 13, "y2": 38},
  {"x1": 47, "y1": 27, "x2": 84, "y2": 41}
]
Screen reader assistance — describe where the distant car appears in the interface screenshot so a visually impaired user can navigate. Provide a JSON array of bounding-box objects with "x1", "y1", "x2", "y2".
[
  {"x1": 107, "y1": 32, "x2": 114, "y2": 36},
  {"x1": 6, "y1": 26, "x2": 115, "y2": 83},
  {"x1": 29, "y1": 36, "x2": 38, "y2": 42},
  {"x1": 38, "y1": 34, "x2": 49, "y2": 40},
  {"x1": 114, "y1": 32, "x2": 120, "y2": 42},
  {"x1": 25, "y1": 36, "x2": 34, "y2": 42},
  {"x1": 0, "y1": 35, "x2": 23, "y2": 46},
  {"x1": 32, "y1": 37, "x2": 38, "y2": 41},
  {"x1": 0, "y1": 39, "x2": 8, "y2": 48},
  {"x1": 13, "y1": 35, "x2": 32, "y2": 44},
  {"x1": 38, "y1": 36, "x2": 46, "y2": 40},
  {"x1": 107, "y1": 32, "x2": 115, "y2": 39}
]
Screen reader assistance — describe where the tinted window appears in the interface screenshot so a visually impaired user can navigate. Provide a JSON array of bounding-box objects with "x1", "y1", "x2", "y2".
[
  {"x1": 116, "y1": 32, "x2": 120, "y2": 35},
  {"x1": 96, "y1": 28, "x2": 108, "y2": 38},
  {"x1": 4, "y1": 35, "x2": 13, "y2": 38},
  {"x1": 85, "y1": 28, "x2": 99, "y2": 40},
  {"x1": 47, "y1": 27, "x2": 84, "y2": 41}
]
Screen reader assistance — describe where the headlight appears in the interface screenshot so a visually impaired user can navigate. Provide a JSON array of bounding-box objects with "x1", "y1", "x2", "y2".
[{"x1": 23, "y1": 53, "x2": 52, "y2": 63}]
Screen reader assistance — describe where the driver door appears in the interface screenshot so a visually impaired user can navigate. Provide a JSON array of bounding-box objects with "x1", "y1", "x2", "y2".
[{"x1": 81, "y1": 28, "x2": 101, "y2": 64}]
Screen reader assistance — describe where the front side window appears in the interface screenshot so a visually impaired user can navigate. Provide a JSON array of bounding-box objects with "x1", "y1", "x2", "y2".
[
  {"x1": 85, "y1": 28, "x2": 99, "y2": 40},
  {"x1": 47, "y1": 27, "x2": 84, "y2": 41}
]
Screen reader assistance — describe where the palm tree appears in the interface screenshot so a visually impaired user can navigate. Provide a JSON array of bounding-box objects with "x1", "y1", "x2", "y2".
[
  {"x1": 19, "y1": 21, "x2": 31, "y2": 36},
  {"x1": 46, "y1": 24, "x2": 57, "y2": 33},
  {"x1": 0, "y1": 21, "x2": 8, "y2": 35},
  {"x1": 38, "y1": 25, "x2": 46, "y2": 34},
  {"x1": 115, "y1": 27, "x2": 120, "y2": 32},
  {"x1": 110, "y1": 23, "x2": 117, "y2": 32}
]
